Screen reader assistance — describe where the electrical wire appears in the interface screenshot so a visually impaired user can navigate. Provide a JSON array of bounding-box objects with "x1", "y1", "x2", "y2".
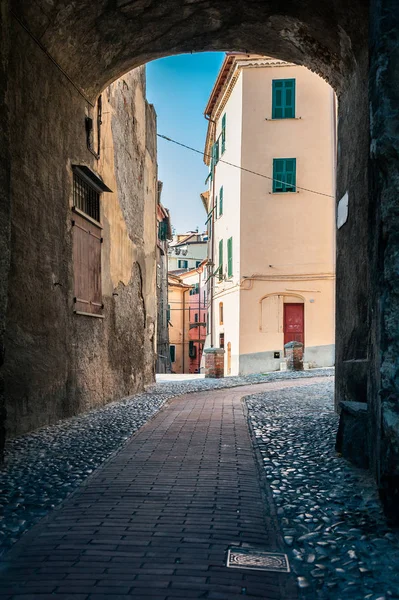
[{"x1": 157, "y1": 134, "x2": 334, "y2": 199}]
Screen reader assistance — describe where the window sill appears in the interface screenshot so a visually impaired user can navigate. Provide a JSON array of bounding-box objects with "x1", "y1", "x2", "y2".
[
  {"x1": 269, "y1": 191, "x2": 299, "y2": 195},
  {"x1": 74, "y1": 310, "x2": 105, "y2": 319},
  {"x1": 265, "y1": 117, "x2": 302, "y2": 121}
]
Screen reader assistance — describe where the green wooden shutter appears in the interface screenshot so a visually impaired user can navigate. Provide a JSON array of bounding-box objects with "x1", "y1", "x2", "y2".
[
  {"x1": 227, "y1": 237, "x2": 233, "y2": 278},
  {"x1": 219, "y1": 186, "x2": 223, "y2": 216},
  {"x1": 214, "y1": 140, "x2": 219, "y2": 164},
  {"x1": 285, "y1": 158, "x2": 296, "y2": 192},
  {"x1": 273, "y1": 158, "x2": 296, "y2": 192},
  {"x1": 272, "y1": 79, "x2": 295, "y2": 119},
  {"x1": 272, "y1": 80, "x2": 284, "y2": 119},
  {"x1": 221, "y1": 113, "x2": 226, "y2": 153},
  {"x1": 167, "y1": 304, "x2": 171, "y2": 322},
  {"x1": 273, "y1": 159, "x2": 285, "y2": 192},
  {"x1": 218, "y1": 239, "x2": 223, "y2": 281},
  {"x1": 284, "y1": 79, "x2": 295, "y2": 118}
]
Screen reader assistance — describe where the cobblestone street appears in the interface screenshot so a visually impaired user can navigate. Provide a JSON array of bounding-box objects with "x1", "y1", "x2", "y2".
[{"x1": 1, "y1": 372, "x2": 398, "y2": 599}]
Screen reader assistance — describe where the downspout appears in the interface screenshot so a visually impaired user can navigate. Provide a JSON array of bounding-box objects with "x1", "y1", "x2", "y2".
[{"x1": 205, "y1": 114, "x2": 216, "y2": 349}]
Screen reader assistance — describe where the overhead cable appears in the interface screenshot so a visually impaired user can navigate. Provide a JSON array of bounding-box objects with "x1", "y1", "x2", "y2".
[{"x1": 157, "y1": 134, "x2": 334, "y2": 199}]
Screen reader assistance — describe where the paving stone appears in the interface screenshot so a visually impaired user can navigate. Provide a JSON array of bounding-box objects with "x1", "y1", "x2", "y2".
[{"x1": 0, "y1": 379, "x2": 321, "y2": 598}]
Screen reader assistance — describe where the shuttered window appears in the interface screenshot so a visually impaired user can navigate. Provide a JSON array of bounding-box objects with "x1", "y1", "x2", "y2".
[
  {"x1": 219, "y1": 186, "x2": 224, "y2": 216},
  {"x1": 272, "y1": 79, "x2": 296, "y2": 119},
  {"x1": 178, "y1": 259, "x2": 188, "y2": 269},
  {"x1": 227, "y1": 237, "x2": 233, "y2": 278},
  {"x1": 221, "y1": 113, "x2": 226, "y2": 154},
  {"x1": 273, "y1": 158, "x2": 297, "y2": 193},
  {"x1": 72, "y1": 212, "x2": 103, "y2": 317},
  {"x1": 218, "y1": 239, "x2": 223, "y2": 281}
]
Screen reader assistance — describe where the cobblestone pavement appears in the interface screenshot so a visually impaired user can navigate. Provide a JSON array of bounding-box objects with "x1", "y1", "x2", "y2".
[
  {"x1": 0, "y1": 369, "x2": 333, "y2": 557},
  {"x1": 0, "y1": 379, "x2": 328, "y2": 600},
  {"x1": 247, "y1": 381, "x2": 399, "y2": 600}
]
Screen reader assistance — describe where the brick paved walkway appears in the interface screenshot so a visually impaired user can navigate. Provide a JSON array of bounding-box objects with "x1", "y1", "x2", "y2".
[{"x1": 0, "y1": 378, "x2": 329, "y2": 600}]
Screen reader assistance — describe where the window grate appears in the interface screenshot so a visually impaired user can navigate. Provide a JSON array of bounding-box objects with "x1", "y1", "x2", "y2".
[{"x1": 73, "y1": 173, "x2": 100, "y2": 222}]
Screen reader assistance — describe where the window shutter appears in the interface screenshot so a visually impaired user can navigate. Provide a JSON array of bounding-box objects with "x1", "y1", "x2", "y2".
[
  {"x1": 272, "y1": 80, "x2": 283, "y2": 119},
  {"x1": 272, "y1": 79, "x2": 295, "y2": 119},
  {"x1": 284, "y1": 79, "x2": 296, "y2": 118},
  {"x1": 273, "y1": 159, "x2": 285, "y2": 192},
  {"x1": 219, "y1": 186, "x2": 223, "y2": 216},
  {"x1": 218, "y1": 239, "x2": 223, "y2": 281},
  {"x1": 273, "y1": 158, "x2": 296, "y2": 192},
  {"x1": 285, "y1": 158, "x2": 296, "y2": 192},
  {"x1": 221, "y1": 113, "x2": 226, "y2": 153},
  {"x1": 227, "y1": 237, "x2": 233, "y2": 278},
  {"x1": 73, "y1": 212, "x2": 102, "y2": 315}
]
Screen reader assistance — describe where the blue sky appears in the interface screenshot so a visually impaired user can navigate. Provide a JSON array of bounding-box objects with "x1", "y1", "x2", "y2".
[{"x1": 146, "y1": 52, "x2": 225, "y2": 233}]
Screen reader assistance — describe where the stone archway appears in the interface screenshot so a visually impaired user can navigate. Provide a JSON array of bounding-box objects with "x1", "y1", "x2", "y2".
[{"x1": 1, "y1": 0, "x2": 398, "y2": 515}]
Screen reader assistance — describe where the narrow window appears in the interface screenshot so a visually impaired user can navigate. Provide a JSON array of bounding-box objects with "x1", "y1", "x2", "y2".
[
  {"x1": 170, "y1": 345, "x2": 176, "y2": 363},
  {"x1": 218, "y1": 239, "x2": 223, "y2": 281},
  {"x1": 219, "y1": 186, "x2": 223, "y2": 216},
  {"x1": 227, "y1": 237, "x2": 233, "y2": 278},
  {"x1": 272, "y1": 79, "x2": 296, "y2": 119},
  {"x1": 219, "y1": 302, "x2": 224, "y2": 325},
  {"x1": 273, "y1": 158, "x2": 297, "y2": 193},
  {"x1": 219, "y1": 333, "x2": 225, "y2": 349},
  {"x1": 189, "y1": 341, "x2": 197, "y2": 359},
  {"x1": 194, "y1": 313, "x2": 199, "y2": 323},
  {"x1": 196, "y1": 260, "x2": 201, "y2": 268},
  {"x1": 221, "y1": 113, "x2": 226, "y2": 154}
]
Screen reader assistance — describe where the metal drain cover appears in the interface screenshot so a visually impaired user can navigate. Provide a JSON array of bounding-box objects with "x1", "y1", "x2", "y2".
[{"x1": 227, "y1": 547, "x2": 290, "y2": 573}]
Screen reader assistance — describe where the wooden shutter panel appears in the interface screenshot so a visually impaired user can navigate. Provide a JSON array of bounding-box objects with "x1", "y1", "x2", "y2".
[
  {"x1": 73, "y1": 212, "x2": 102, "y2": 315},
  {"x1": 227, "y1": 237, "x2": 233, "y2": 278},
  {"x1": 273, "y1": 159, "x2": 285, "y2": 192},
  {"x1": 284, "y1": 80, "x2": 296, "y2": 118},
  {"x1": 218, "y1": 239, "x2": 223, "y2": 281},
  {"x1": 285, "y1": 158, "x2": 296, "y2": 192},
  {"x1": 272, "y1": 80, "x2": 283, "y2": 119},
  {"x1": 219, "y1": 186, "x2": 223, "y2": 216}
]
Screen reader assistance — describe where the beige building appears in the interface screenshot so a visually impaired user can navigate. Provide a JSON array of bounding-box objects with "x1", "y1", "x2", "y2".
[
  {"x1": 203, "y1": 54, "x2": 336, "y2": 376},
  {"x1": 168, "y1": 274, "x2": 192, "y2": 373}
]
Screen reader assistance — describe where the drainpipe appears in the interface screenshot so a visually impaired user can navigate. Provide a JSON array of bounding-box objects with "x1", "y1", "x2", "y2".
[{"x1": 205, "y1": 114, "x2": 216, "y2": 349}]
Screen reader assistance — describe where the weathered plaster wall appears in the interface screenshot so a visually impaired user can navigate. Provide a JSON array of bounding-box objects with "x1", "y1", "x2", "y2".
[{"x1": 3, "y1": 22, "x2": 157, "y2": 437}]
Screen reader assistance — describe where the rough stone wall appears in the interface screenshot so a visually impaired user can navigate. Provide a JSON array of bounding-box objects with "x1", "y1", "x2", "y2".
[
  {"x1": 0, "y1": 0, "x2": 10, "y2": 458},
  {"x1": 369, "y1": 0, "x2": 399, "y2": 518},
  {"x1": 334, "y1": 51, "x2": 370, "y2": 408},
  {"x1": 3, "y1": 22, "x2": 157, "y2": 438}
]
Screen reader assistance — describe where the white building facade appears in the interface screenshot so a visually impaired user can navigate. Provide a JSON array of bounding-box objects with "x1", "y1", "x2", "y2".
[{"x1": 203, "y1": 54, "x2": 336, "y2": 376}]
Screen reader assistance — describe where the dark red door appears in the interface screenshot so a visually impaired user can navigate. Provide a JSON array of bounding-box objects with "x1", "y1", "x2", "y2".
[{"x1": 284, "y1": 303, "x2": 304, "y2": 346}]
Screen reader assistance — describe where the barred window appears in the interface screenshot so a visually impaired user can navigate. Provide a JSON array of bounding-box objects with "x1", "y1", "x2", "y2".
[{"x1": 73, "y1": 172, "x2": 100, "y2": 222}]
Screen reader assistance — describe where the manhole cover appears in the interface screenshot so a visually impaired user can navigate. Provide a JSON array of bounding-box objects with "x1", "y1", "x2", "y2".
[{"x1": 227, "y1": 547, "x2": 290, "y2": 573}]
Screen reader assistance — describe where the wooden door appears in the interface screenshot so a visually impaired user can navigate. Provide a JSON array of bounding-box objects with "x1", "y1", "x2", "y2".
[{"x1": 283, "y1": 303, "x2": 304, "y2": 346}]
